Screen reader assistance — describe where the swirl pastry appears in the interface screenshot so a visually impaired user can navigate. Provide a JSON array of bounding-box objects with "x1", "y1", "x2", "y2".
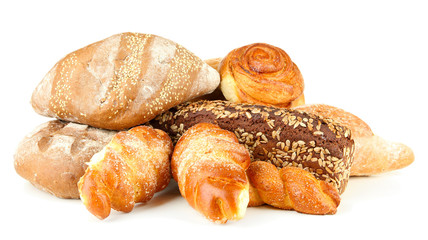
[{"x1": 219, "y1": 43, "x2": 305, "y2": 108}]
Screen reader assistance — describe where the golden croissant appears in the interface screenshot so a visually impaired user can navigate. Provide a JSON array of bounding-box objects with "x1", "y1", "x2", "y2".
[
  {"x1": 78, "y1": 126, "x2": 173, "y2": 219},
  {"x1": 171, "y1": 123, "x2": 251, "y2": 223}
]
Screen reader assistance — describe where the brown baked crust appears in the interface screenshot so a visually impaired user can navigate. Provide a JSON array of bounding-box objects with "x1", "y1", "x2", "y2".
[
  {"x1": 171, "y1": 123, "x2": 251, "y2": 223},
  {"x1": 218, "y1": 43, "x2": 304, "y2": 108},
  {"x1": 31, "y1": 32, "x2": 220, "y2": 130},
  {"x1": 246, "y1": 161, "x2": 288, "y2": 208},
  {"x1": 78, "y1": 126, "x2": 172, "y2": 219},
  {"x1": 352, "y1": 135, "x2": 414, "y2": 176},
  {"x1": 247, "y1": 161, "x2": 340, "y2": 215},
  {"x1": 151, "y1": 100, "x2": 354, "y2": 194},
  {"x1": 14, "y1": 120, "x2": 116, "y2": 199},
  {"x1": 292, "y1": 104, "x2": 414, "y2": 176},
  {"x1": 293, "y1": 104, "x2": 373, "y2": 138},
  {"x1": 204, "y1": 57, "x2": 222, "y2": 71}
]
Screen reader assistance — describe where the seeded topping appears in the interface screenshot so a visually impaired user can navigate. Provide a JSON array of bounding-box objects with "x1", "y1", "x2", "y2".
[
  {"x1": 151, "y1": 100, "x2": 354, "y2": 194},
  {"x1": 33, "y1": 32, "x2": 220, "y2": 130}
]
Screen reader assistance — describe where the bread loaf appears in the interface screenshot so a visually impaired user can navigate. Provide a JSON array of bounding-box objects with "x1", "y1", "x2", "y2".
[
  {"x1": 14, "y1": 120, "x2": 116, "y2": 199},
  {"x1": 151, "y1": 100, "x2": 354, "y2": 194},
  {"x1": 31, "y1": 32, "x2": 220, "y2": 130}
]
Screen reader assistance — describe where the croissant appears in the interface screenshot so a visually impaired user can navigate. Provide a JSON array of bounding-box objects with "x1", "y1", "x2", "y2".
[
  {"x1": 218, "y1": 43, "x2": 305, "y2": 108},
  {"x1": 78, "y1": 126, "x2": 172, "y2": 219},
  {"x1": 171, "y1": 123, "x2": 251, "y2": 223},
  {"x1": 247, "y1": 161, "x2": 340, "y2": 215},
  {"x1": 293, "y1": 104, "x2": 414, "y2": 176}
]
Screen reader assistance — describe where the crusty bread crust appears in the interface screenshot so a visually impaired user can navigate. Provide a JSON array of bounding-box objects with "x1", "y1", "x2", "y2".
[
  {"x1": 14, "y1": 120, "x2": 116, "y2": 199},
  {"x1": 31, "y1": 32, "x2": 220, "y2": 130}
]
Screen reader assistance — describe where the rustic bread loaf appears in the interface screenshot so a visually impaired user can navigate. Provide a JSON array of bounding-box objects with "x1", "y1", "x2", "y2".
[
  {"x1": 14, "y1": 120, "x2": 116, "y2": 199},
  {"x1": 151, "y1": 100, "x2": 354, "y2": 194},
  {"x1": 31, "y1": 32, "x2": 220, "y2": 130}
]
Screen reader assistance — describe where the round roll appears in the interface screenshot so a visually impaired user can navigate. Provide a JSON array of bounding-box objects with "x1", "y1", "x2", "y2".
[{"x1": 219, "y1": 43, "x2": 305, "y2": 108}]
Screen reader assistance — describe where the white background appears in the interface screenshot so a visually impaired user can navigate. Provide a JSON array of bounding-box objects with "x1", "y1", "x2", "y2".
[{"x1": 1, "y1": 0, "x2": 427, "y2": 239}]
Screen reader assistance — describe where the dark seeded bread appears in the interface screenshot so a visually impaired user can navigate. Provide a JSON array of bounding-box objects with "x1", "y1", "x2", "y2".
[{"x1": 150, "y1": 100, "x2": 354, "y2": 194}]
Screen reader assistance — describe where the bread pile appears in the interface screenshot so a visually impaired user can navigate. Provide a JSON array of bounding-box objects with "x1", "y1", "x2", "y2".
[{"x1": 14, "y1": 33, "x2": 414, "y2": 223}]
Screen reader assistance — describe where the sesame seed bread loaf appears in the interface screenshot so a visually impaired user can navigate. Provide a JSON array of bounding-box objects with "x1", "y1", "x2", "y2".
[
  {"x1": 151, "y1": 100, "x2": 354, "y2": 194},
  {"x1": 31, "y1": 32, "x2": 220, "y2": 130},
  {"x1": 14, "y1": 120, "x2": 116, "y2": 199}
]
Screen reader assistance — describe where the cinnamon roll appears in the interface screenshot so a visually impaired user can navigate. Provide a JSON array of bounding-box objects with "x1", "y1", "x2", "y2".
[{"x1": 219, "y1": 43, "x2": 304, "y2": 108}]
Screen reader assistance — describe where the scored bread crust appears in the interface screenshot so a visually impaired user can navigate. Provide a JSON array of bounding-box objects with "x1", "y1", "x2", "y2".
[
  {"x1": 31, "y1": 32, "x2": 220, "y2": 130},
  {"x1": 151, "y1": 100, "x2": 354, "y2": 194},
  {"x1": 14, "y1": 120, "x2": 116, "y2": 199}
]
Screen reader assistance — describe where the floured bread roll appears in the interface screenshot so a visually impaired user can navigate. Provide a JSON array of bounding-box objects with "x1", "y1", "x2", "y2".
[
  {"x1": 31, "y1": 32, "x2": 220, "y2": 130},
  {"x1": 14, "y1": 120, "x2": 116, "y2": 198}
]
